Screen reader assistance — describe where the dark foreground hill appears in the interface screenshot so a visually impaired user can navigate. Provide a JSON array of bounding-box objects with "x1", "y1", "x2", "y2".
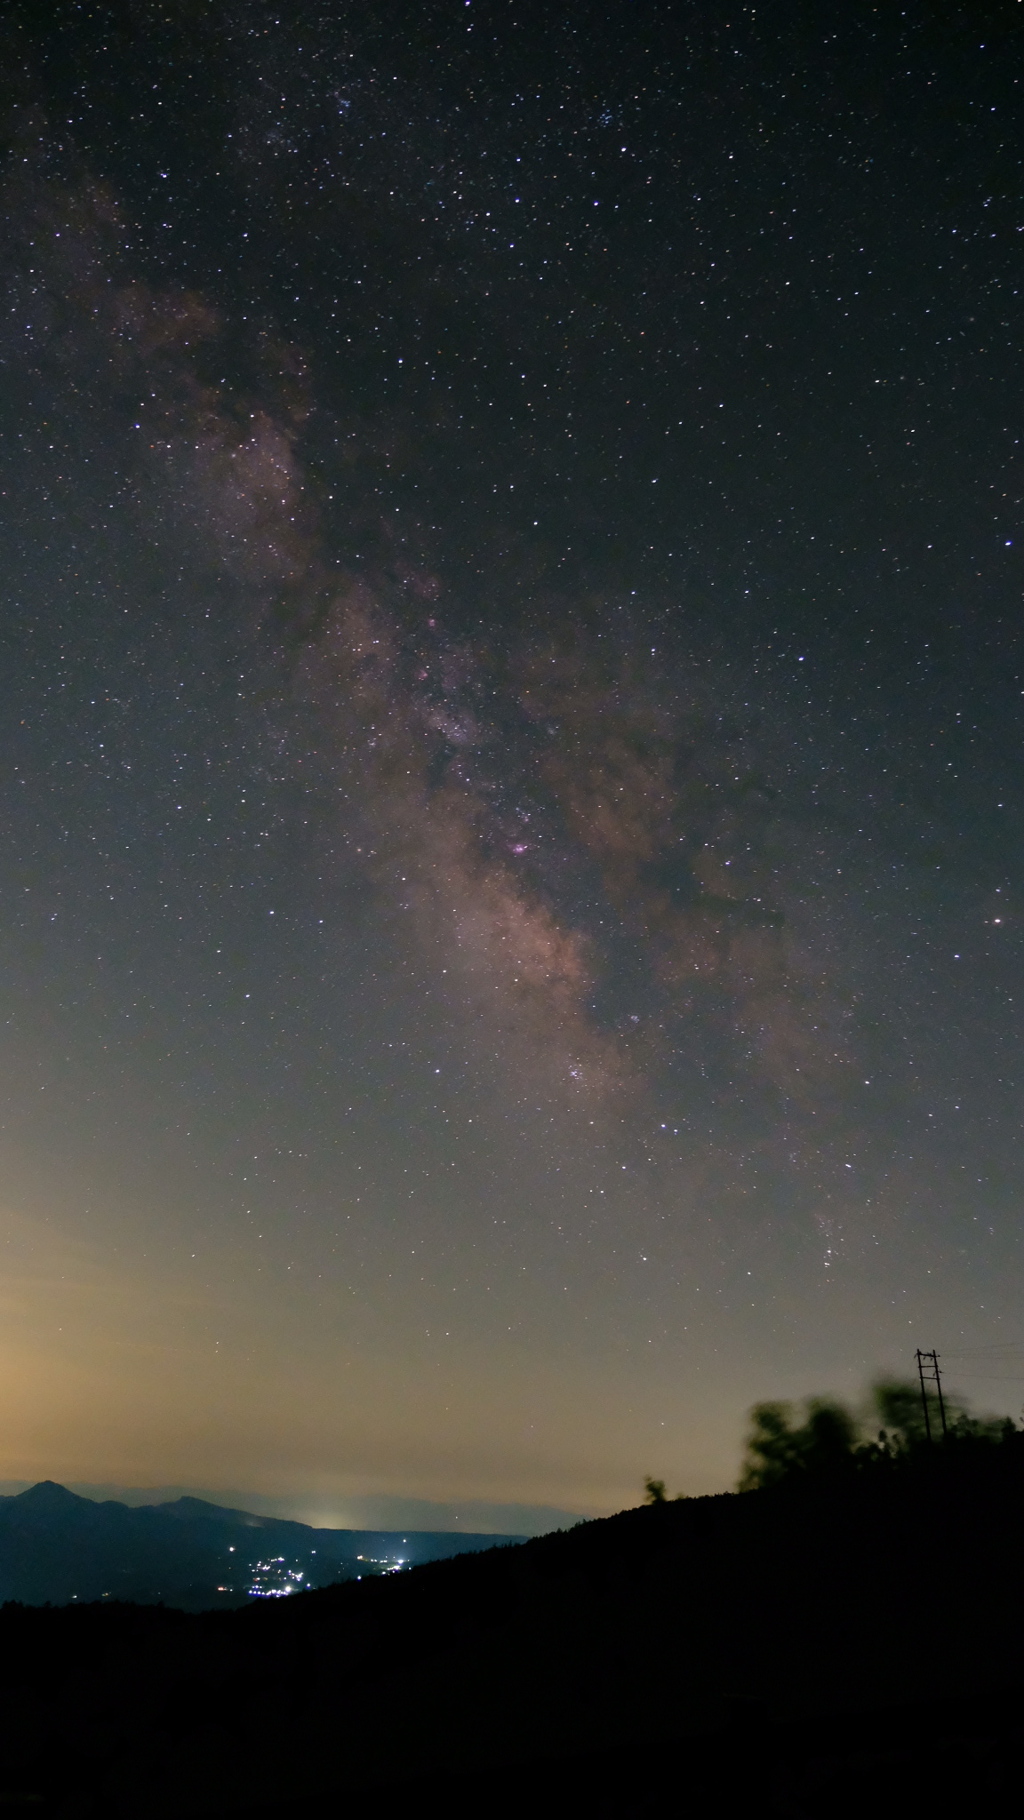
[
  {"x1": 0, "y1": 1481, "x2": 523, "y2": 1608},
  {"x1": 1, "y1": 1443, "x2": 1023, "y2": 1818}
]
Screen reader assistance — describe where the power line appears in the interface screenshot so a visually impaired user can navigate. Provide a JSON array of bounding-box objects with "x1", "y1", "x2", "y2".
[
  {"x1": 942, "y1": 1343, "x2": 1024, "y2": 1357},
  {"x1": 943, "y1": 1373, "x2": 1024, "y2": 1385}
]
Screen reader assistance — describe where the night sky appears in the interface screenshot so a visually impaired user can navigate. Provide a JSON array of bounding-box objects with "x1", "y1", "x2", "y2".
[{"x1": 1, "y1": 0, "x2": 1023, "y2": 1527}]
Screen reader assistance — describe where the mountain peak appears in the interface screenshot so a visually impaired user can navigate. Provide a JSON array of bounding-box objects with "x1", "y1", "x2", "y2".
[
  {"x1": 15, "y1": 1481, "x2": 88, "y2": 1509},
  {"x1": 155, "y1": 1496, "x2": 269, "y2": 1527}
]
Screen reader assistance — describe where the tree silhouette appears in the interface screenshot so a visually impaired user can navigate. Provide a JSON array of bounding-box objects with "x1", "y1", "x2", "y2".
[
  {"x1": 739, "y1": 1398, "x2": 859, "y2": 1490},
  {"x1": 738, "y1": 1379, "x2": 1018, "y2": 1489}
]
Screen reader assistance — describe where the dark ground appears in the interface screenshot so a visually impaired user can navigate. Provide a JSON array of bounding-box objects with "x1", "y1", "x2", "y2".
[{"x1": 0, "y1": 1443, "x2": 1020, "y2": 1817}]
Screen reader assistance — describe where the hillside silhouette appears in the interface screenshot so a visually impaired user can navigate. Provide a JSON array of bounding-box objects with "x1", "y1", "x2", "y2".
[{"x1": 0, "y1": 1433, "x2": 1021, "y2": 1816}]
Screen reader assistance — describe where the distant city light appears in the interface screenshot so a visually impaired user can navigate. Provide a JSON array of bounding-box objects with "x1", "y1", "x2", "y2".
[{"x1": 247, "y1": 1557, "x2": 307, "y2": 1598}]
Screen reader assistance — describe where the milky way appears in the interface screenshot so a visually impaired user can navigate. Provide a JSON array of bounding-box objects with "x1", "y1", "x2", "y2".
[{"x1": 1, "y1": 3, "x2": 1023, "y2": 1517}]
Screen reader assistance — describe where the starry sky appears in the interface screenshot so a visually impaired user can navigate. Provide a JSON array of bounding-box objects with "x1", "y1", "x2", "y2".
[{"x1": 1, "y1": 0, "x2": 1023, "y2": 1527}]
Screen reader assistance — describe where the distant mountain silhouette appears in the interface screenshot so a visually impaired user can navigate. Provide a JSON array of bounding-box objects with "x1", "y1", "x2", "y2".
[
  {"x1": 0, "y1": 1481, "x2": 524, "y2": 1609},
  {"x1": 12, "y1": 1479, "x2": 81, "y2": 1511}
]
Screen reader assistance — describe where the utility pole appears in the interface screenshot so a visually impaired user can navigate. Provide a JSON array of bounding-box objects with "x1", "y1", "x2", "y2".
[{"x1": 915, "y1": 1349, "x2": 947, "y2": 1441}]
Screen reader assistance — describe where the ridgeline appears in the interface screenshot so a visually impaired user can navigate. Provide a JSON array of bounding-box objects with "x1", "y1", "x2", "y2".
[{"x1": 1, "y1": 1431, "x2": 1021, "y2": 1816}]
